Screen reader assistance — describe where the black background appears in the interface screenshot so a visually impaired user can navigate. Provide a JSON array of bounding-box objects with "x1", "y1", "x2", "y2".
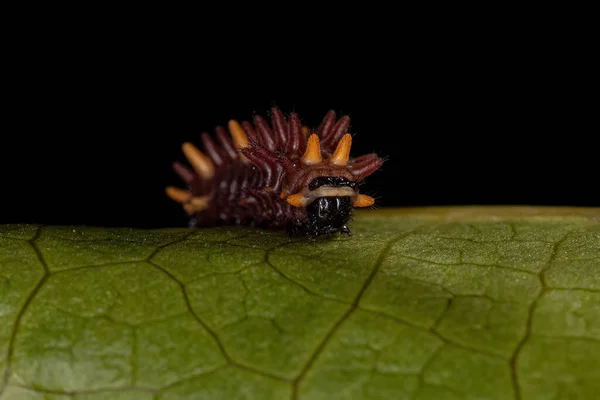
[{"x1": 3, "y1": 28, "x2": 597, "y2": 229}]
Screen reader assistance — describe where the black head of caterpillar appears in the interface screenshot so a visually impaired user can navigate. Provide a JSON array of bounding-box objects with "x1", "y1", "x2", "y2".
[{"x1": 166, "y1": 107, "x2": 384, "y2": 237}]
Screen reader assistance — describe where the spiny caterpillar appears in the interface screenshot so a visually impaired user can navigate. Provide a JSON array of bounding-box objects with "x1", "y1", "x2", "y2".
[{"x1": 166, "y1": 107, "x2": 384, "y2": 236}]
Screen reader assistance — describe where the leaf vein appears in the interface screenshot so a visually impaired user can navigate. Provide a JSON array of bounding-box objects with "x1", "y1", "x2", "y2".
[
  {"x1": 531, "y1": 334, "x2": 600, "y2": 344},
  {"x1": 291, "y1": 231, "x2": 411, "y2": 399},
  {"x1": 0, "y1": 228, "x2": 50, "y2": 396},
  {"x1": 397, "y1": 254, "x2": 539, "y2": 275},
  {"x1": 264, "y1": 249, "x2": 351, "y2": 305},
  {"x1": 509, "y1": 227, "x2": 579, "y2": 400},
  {"x1": 146, "y1": 260, "x2": 289, "y2": 383},
  {"x1": 546, "y1": 287, "x2": 600, "y2": 294}
]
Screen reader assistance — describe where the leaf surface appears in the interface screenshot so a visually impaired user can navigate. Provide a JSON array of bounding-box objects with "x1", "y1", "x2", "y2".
[{"x1": 0, "y1": 207, "x2": 599, "y2": 399}]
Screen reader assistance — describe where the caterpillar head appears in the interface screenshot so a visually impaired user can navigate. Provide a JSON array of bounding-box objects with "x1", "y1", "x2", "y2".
[{"x1": 282, "y1": 133, "x2": 380, "y2": 237}]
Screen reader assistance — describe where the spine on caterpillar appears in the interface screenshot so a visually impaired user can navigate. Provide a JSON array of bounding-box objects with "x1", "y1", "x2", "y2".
[{"x1": 166, "y1": 107, "x2": 384, "y2": 236}]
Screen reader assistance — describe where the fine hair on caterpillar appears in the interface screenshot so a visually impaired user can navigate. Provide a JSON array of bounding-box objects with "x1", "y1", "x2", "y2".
[{"x1": 166, "y1": 106, "x2": 384, "y2": 237}]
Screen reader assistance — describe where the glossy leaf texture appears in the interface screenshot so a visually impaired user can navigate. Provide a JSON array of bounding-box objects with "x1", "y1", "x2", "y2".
[{"x1": 0, "y1": 207, "x2": 599, "y2": 400}]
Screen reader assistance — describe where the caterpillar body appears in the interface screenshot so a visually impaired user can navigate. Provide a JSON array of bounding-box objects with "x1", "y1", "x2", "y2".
[{"x1": 166, "y1": 107, "x2": 384, "y2": 236}]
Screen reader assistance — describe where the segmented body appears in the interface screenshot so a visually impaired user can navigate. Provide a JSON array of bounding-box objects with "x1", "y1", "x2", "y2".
[{"x1": 166, "y1": 107, "x2": 384, "y2": 235}]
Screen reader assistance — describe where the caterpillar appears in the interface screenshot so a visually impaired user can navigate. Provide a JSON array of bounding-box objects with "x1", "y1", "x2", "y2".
[{"x1": 165, "y1": 106, "x2": 384, "y2": 237}]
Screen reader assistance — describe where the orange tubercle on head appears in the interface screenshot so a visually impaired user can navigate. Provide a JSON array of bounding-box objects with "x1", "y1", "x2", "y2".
[
  {"x1": 353, "y1": 194, "x2": 375, "y2": 207},
  {"x1": 301, "y1": 134, "x2": 323, "y2": 165},
  {"x1": 329, "y1": 134, "x2": 352, "y2": 166},
  {"x1": 286, "y1": 193, "x2": 306, "y2": 207}
]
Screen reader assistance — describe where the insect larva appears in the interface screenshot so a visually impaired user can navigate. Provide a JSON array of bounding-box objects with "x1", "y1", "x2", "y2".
[{"x1": 166, "y1": 107, "x2": 384, "y2": 236}]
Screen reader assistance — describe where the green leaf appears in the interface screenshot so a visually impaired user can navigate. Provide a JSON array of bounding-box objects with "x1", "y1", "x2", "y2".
[{"x1": 1, "y1": 207, "x2": 599, "y2": 399}]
